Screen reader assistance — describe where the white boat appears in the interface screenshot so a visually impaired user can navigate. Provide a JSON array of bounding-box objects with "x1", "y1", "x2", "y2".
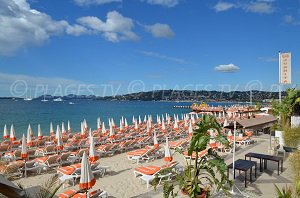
[
  {"x1": 41, "y1": 95, "x2": 48, "y2": 102},
  {"x1": 24, "y1": 89, "x2": 32, "y2": 101},
  {"x1": 53, "y1": 97, "x2": 63, "y2": 102},
  {"x1": 23, "y1": 98, "x2": 32, "y2": 101},
  {"x1": 69, "y1": 102, "x2": 74, "y2": 105}
]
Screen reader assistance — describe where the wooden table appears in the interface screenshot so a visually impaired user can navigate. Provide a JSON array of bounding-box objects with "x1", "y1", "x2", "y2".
[
  {"x1": 245, "y1": 152, "x2": 283, "y2": 175},
  {"x1": 227, "y1": 159, "x2": 257, "y2": 187}
]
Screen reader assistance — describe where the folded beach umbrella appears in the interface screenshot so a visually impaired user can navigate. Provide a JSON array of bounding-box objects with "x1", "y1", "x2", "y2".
[
  {"x1": 57, "y1": 126, "x2": 63, "y2": 151},
  {"x1": 83, "y1": 119, "x2": 88, "y2": 131},
  {"x1": 153, "y1": 131, "x2": 158, "y2": 148},
  {"x1": 21, "y1": 134, "x2": 27, "y2": 159},
  {"x1": 89, "y1": 134, "x2": 98, "y2": 162},
  {"x1": 191, "y1": 115, "x2": 195, "y2": 125},
  {"x1": 157, "y1": 115, "x2": 161, "y2": 126},
  {"x1": 138, "y1": 115, "x2": 142, "y2": 125},
  {"x1": 144, "y1": 115, "x2": 147, "y2": 123},
  {"x1": 167, "y1": 116, "x2": 171, "y2": 126},
  {"x1": 173, "y1": 119, "x2": 179, "y2": 131},
  {"x1": 62, "y1": 122, "x2": 66, "y2": 135},
  {"x1": 195, "y1": 113, "x2": 199, "y2": 120},
  {"x1": 37, "y1": 124, "x2": 43, "y2": 140},
  {"x1": 184, "y1": 119, "x2": 188, "y2": 129},
  {"x1": 146, "y1": 121, "x2": 151, "y2": 135},
  {"x1": 80, "y1": 122, "x2": 86, "y2": 139},
  {"x1": 161, "y1": 119, "x2": 166, "y2": 132},
  {"x1": 97, "y1": 117, "x2": 101, "y2": 131},
  {"x1": 148, "y1": 118, "x2": 152, "y2": 129},
  {"x1": 124, "y1": 118, "x2": 128, "y2": 129},
  {"x1": 109, "y1": 124, "x2": 115, "y2": 139},
  {"x1": 26, "y1": 127, "x2": 33, "y2": 147},
  {"x1": 132, "y1": 115, "x2": 135, "y2": 125},
  {"x1": 188, "y1": 121, "x2": 193, "y2": 136},
  {"x1": 79, "y1": 152, "x2": 96, "y2": 190},
  {"x1": 3, "y1": 124, "x2": 9, "y2": 139},
  {"x1": 68, "y1": 121, "x2": 71, "y2": 133},
  {"x1": 10, "y1": 124, "x2": 16, "y2": 141},
  {"x1": 134, "y1": 120, "x2": 139, "y2": 131},
  {"x1": 50, "y1": 122, "x2": 54, "y2": 136},
  {"x1": 56, "y1": 125, "x2": 61, "y2": 140},
  {"x1": 121, "y1": 116, "x2": 124, "y2": 125},
  {"x1": 101, "y1": 122, "x2": 106, "y2": 136},
  {"x1": 111, "y1": 118, "x2": 116, "y2": 128},
  {"x1": 119, "y1": 120, "x2": 124, "y2": 133},
  {"x1": 27, "y1": 124, "x2": 33, "y2": 137},
  {"x1": 164, "y1": 137, "x2": 172, "y2": 162}
]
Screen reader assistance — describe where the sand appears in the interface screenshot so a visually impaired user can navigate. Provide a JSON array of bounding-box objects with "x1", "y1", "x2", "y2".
[{"x1": 12, "y1": 135, "x2": 294, "y2": 198}]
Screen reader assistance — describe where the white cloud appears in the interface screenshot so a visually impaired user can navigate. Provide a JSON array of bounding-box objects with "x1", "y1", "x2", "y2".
[
  {"x1": 0, "y1": 0, "x2": 70, "y2": 55},
  {"x1": 214, "y1": 64, "x2": 240, "y2": 73},
  {"x1": 77, "y1": 11, "x2": 139, "y2": 42},
  {"x1": 212, "y1": 1, "x2": 275, "y2": 14},
  {"x1": 0, "y1": 1, "x2": 140, "y2": 55},
  {"x1": 144, "y1": 0, "x2": 179, "y2": 7},
  {"x1": 145, "y1": 23, "x2": 174, "y2": 38},
  {"x1": 66, "y1": 24, "x2": 89, "y2": 36},
  {"x1": 74, "y1": 0, "x2": 121, "y2": 6},
  {"x1": 283, "y1": 15, "x2": 300, "y2": 25},
  {"x1": 213, "y1": 1, "x2": 236, "y2": 12},
  {"x1": 244, "y1": 2, "x2": 275, "y2": 14},
  {"x1": 139, "y1": 50, "x2": 186, "y2": 64}
]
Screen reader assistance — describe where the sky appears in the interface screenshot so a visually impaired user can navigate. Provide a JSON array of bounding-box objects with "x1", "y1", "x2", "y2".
[{"x1": 0, "y1": 0, "x2": 299, "y2": 97}]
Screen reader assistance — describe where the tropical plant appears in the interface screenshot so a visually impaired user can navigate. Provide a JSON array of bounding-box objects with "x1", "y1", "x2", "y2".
[
  {"x1": 255, "y1": 102, "x2": 262, "y2": 111},
  {"x1": 152, "y1": 115, "x2": 232, "y2": 198},
  {"x1": 274, "y1": 184, "x2": 293, "y2": 198},
  {"x1": 274, "y1": 181, "x2": 300, "y2": 198},
  {"x1": 272, "y1": 88, "x2": 300, "y2": 125},
  {"x1": 17, "y1": 175, "x2": 63, "y2": 198}
]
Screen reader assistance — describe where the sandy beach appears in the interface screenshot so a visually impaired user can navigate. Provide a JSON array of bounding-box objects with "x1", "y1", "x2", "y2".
[{"x1": 12, "y1": 134, "x2": 294, "y2": 198}]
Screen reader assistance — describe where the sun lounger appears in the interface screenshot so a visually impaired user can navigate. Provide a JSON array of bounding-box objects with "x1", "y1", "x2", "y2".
[
  {"x1": 183, "y1": 149, "x2": 208, "y2": 160},
  {"x1": 134, "y1": 161, "x2": 179, "y2": 188},
  {"x1": 19, "y1": 160, "x2": 41, "y2": 176},
  {"x1": 68, "y1": 148, "x2": 89, "y2": 163},
  {"x1": 58, "y1": 189, "x2": 108, "y2": 198},
  {"x1": 35, "y1": 145, "x2": 56, "y2": 156},
  {"x1": 58, "y1": 162, "x2": 104, "y2": 188},
  {"x1": 34, "y1": 154, "x2": 60, "y2": 170},
  {"x1": 2, "y1": 150, "x2": 22, "y2": 161},
  {"x1": 57, "y1": 152, "x2": 71, "y2": 166}
]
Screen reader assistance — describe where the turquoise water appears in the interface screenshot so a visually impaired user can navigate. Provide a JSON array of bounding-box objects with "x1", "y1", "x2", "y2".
[{"x1": 0, "y1": 99, "x2": 238, "y2": 139}]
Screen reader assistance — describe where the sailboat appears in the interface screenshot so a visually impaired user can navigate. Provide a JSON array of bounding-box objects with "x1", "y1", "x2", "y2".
[
  {"x1": 41, "y1": 94, "x2": 48, "y2": 102},
  {"x1": 24, "y1": 89, "x2": 32, "y2": 101},
  {"x1": 53, "y1": 97, "x2": 63, "y2": 102}
]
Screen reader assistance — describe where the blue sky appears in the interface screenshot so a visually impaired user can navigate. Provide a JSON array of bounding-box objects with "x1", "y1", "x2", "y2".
[{"x1": 0, "y1": 0, "x2": 299, "y2": 97}]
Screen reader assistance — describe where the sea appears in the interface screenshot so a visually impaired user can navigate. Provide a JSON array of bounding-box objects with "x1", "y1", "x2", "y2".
[{"x1": 0, "y1": 99, "x2": 241, "y2": 139}]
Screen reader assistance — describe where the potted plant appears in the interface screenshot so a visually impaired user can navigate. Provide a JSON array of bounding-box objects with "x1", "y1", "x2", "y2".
[{"x1": 152, "y1": 115, "x2": 232, "y2": 198}]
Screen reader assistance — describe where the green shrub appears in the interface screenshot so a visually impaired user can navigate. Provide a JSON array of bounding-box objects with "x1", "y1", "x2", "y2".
[{"x1": 283, "y1": 126, "x2": 300, "y2": 148}]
